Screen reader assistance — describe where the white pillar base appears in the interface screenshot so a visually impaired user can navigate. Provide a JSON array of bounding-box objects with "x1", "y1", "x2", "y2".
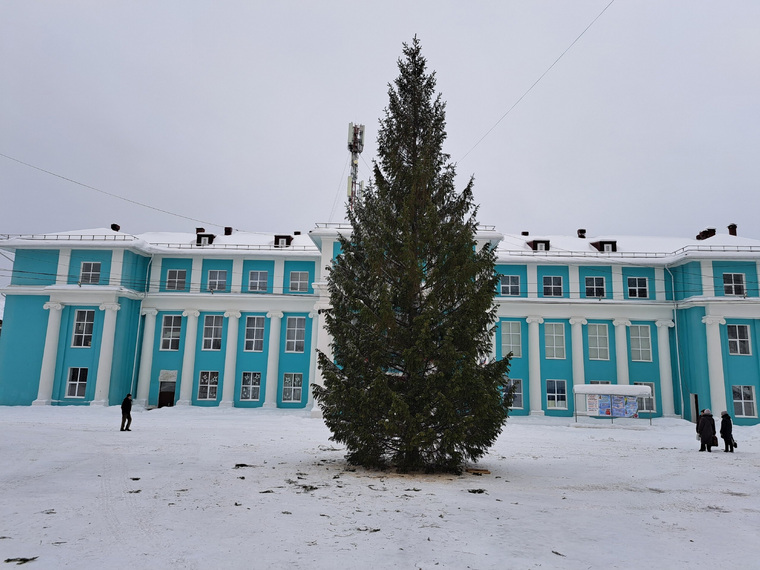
[
  {"x1": 89, "y1": 399, "x2": 109, "y2": 407},
  {"x1": 530, "y1": 410, "x2": 546, "y2": 416},
  {"x1": 175, "y1": 399, "x2": 192, "y2": 406},
  {"x1": 263, "y1": 402, "x2": 278, "y2": 409},
  {"x1": 219, "y1": 401, "x2": 235, "y2": 408},
  {"x1": 31, "y1": 399, "x2": 51, "y2": 406}
]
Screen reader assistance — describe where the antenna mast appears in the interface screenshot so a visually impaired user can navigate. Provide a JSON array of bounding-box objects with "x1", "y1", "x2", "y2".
[{"x1": 347, "y1": 123, "x2": 365, "y2": 211}]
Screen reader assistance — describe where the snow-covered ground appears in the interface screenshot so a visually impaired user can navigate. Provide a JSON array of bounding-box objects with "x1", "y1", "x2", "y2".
[{"x1": 1, "y1": 406, "x2": 758, "y2": 569}]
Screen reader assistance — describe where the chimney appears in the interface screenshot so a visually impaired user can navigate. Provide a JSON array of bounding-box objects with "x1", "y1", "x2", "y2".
[
  {"x1": 196, "y1": 227, "x2": 205, "y2": 234},
  {"x1": 294, "y1": 231, "x2": 301, "y2": 236},
  {"x1": 728, "y1": 223, "x2": 737, "y2": 236},
  {"x1": 521, "y1": 231, "x2": 529, "y2": 236},
  {"x1": 110, "y1": 223, "x2": 120, "y2": 232},
  {"x1": 224, "y1": 227, "x2": 232, "y2": 236},
  {"x1": 696, "y1": 228, "x2": 716, "y2": 241},
  {"x1": 577, "y1": 228, "x2": 586, "y2": 239}
]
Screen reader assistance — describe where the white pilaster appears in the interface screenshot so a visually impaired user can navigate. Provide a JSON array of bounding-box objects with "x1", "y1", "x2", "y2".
[
  {"x1": 527, "y1": 316, "x2": 544, "y2": 415},
  {"x1": 190, "y1": 259, "x2": 203, "y2": 294},
  {"x1": 91, "y1": 303, "x2": 121, "y2": 406},
  {"x1": 33, "y1": 302, "x2": 65, "y2": 405},
  {"x1": 611, "y1": 265, "x2": 624, "y2": 300},
  {"x1": 56, "y1": 250, "x2": 70, "y2": 285},
  {"x1": 701, "y1": 260, "x2": 715, "y2": 297},
  {"x1": 273, "y1": 259, "x2": 285, "y2": 295},
  {"x1": 135, "y1": 308, "x2": 158, "y2": 407},
  {"x1": 264, "y1": 311, "x2": 283, "y2": 408},
  {"x1": 702, "y1": 316, "x2": 728, "y2": 414},
  {"x1": 110, "y1": 249, "x2": 123, "y2": 286},
  {"x1": 220, "y1": 311, "x2": 241, "y2": 407},
  {"x1": 149, "y1": 257, "x2": 162, "y2": 292},
  {"x1": 569, "y1": 317, "x2": 587, "y2": 389},
  {"x1": 655, "y1": 319, "x2": 676, "y2": 416},
  {"x1": 613, "y1": 318, "x2": 631, "y2": 385},
  {"x1": 177, "y1": 309, "x2": 200, "y2": 405},
  {"x1": 231, "y1": 258, "x2": 243, "y2": 294},
  {"x1": 306, "y1": 311, "x2": 320, "y2": 413},
  {"x1": 654, "y1": 268, "x2": 666, "y2": 301},
  {"x1": 527, "y1": 265, "x2": 538, "y2": 299},
  {"x1": 568, "y1": 265, "x2": 580, "y2": 299}
]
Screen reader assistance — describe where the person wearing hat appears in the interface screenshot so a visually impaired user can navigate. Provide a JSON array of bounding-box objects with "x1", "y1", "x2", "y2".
[
  {"x1": 720, "y1": 411, "x2": 734, "y2": 452},
  {"x1": 120, "y1": 393, "x2": 133, "y2": 432},
  {"x1": 697, "y1": 408, "x2": 716, "y2": 452}
]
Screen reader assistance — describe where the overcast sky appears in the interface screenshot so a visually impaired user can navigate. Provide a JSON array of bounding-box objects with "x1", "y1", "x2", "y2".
[{"x1": 1, "y1": 1, "x2": 759, "y2": 242}]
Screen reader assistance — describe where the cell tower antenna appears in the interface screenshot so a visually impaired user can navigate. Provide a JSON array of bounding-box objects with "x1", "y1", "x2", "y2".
[{"x1": 346, "y1": 122, "x2": 365, "y2": 211}]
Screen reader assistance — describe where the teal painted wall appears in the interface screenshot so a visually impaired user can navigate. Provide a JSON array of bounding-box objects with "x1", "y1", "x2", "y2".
[
  {"x1": 622, "y1": 267, "x2": 656, "y2": 300},
  {"x1": 721, "y1": 318, "x2": 760, "y2": 426},
  {"x1": 0, "y1": 295, "x2": 49, "y2": 404},
  {"x1": 121, "y1": 251, "x2": 150, "y2": 292},
  {"x1": 67, "y1": 250, "x2": 112, "y2": 285},
  {"x1": 277, "y1": 313, "x2": 312, "y2": 407},
  {"x1": 11, "y1": 250, "x2": 59, "y2": 286},
  {"x1": 108, "y1": 297, "x2": 142, "y2": 405},
  {"x1": 150, "y1": 311, "x2": 186, "y2": 406},
  {"x1": 496, "y1": 318, "x2": 528, "y2": 415},
  {"x1": 283, "y1": 261, "x2": 315, "y2": 295},
  {"x1": 712, "y1": 261, "x2": 759, "y2": 297},
  {"x1": 579, "y1": 266, "x2": 612, "y2": 299},
  {"x1": 495, "y1": 265, "x2": 528, "y2": 298},
  {"x1": 52, "y1": 305, "x2": 103, "y2": 405},
  {"x1": 159, "y1": 258, "x2": 192, "y2": 292},
  {"x1": 627, "y1": 321, "x2": 662, "y2": 415},
  {"x1": 200, "y1": 259, "x2": 233, "y2": 293},
  {"x1": 675, "y1": 306, "x2": 708, "y2": 420},
  {"x1": 583, "y1": 320, "x2": 617, "y2": 382},
  {"x1": 672, "y1": 262, "x2": 702, "y2": 301},
  {"x1": 242, "y1": 260, "x2": 275, "y2": 293},
  {"x1": 192, "y1": 312, "x2": 227, "y2": 406},
  {"x1": 234, "y1": 313, "x2": 270, "y2": 407},
  {"x1": 539, "y1": 319, "x2": 573, "y2": 415},
  {"x1": 537, "y1": 266, "x2": 570, "y2": 299}
]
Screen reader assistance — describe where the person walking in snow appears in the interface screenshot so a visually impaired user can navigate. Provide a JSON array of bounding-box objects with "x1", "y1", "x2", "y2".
[
  {"x1": 697, "y1": 408, "x2": 716, "y2": 452},
  {"x1": 720, "y1": 411, "x2": 734, "y2": 452},
  {"x1": 121, "y1": 393, "x2": 132, "y2": 431}
]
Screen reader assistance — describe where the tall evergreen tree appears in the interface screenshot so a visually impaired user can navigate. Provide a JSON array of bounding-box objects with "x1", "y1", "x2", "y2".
[{"x1": 313, "y1": 38, "x2": 512, "y2": 473}]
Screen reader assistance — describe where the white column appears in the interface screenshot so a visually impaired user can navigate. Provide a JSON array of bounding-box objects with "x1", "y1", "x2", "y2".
[
  {"x1": 110, "y1": 249, "x2": 123, "y2": 286},
  {"x1": 654, "y1": 268, "x2": 666, "y2": 301},
  {"x1": 56, "y1": 250, "x2": 70, "y2": 285},
  {"x1": 135, "y1": 308, "x2": 158, "y2": 407},
  {"x1": 33, "y1": 302, "x2": 65, "y2": 405},
  {"x1": 702, "y1": 316, "x2": 728, "y2": 414},
  {"x1": 569, "y1": 317, "x2": 587, "y2": 389},
  {"x1": 91, "y1": 303, "x2": 121, "y2": 406},
  {"x1": 611, "y1": 265, "x2": 624, "y2": 300},
  {"x1": 273, "y1": 259, "x2": 285, "y2": 295},
  {"x1": 527, "y1": 265, "x2": 538, "y2": 299},
  {"x1": 264, "y1": 311, "x2": 283, "y2": 408},
  {"x1": 190, "y1": 259, "x2": 203, "y2": 293},
  {"x1": 220, "y1": 311, "x2": 241, "y2": 407},
  {"x1": 527, "y1": 316, "x2": 544, "y2": 415},
  {"x1": 177, "y1": 309, "x2": 200, "y2": 405},
  {"x1": 701, "y1": 260, "x2": 715, "y2": 297},
  {"x1": 568, "y1": 265, "x2": 580, "y2": 299},
  {"x1": 655, "y1": 319, "x2": 676, "y2": 416},
  {"x1": 149, "y1": 257, "x2": 162, "y2": 292},
  {"x1": 231, "y1": 258, "x2": 243, "y2": 294},
  {"x1": 613, "y1": 319, "x2": 631, "y2": 385},
  {"x1": 306, "y1": 311, "x2": 320, "y2": 413}
]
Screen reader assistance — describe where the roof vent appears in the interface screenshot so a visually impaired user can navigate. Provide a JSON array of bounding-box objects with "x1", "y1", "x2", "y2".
[
  {"x1": 224, "y1": 227, "x2": 233, "y2": 236},
  {"x1": 110, "y1": 223, "x2": 120, "y2": 232},
  {"x1": 728, "y1": 223, "x2": 737, "y2": 236},
  {"x1": 577, "y1": 228, "x2": 586, "y2": 239},
  {"x1": 696, "y1": 228, "x2": 716, "y2": 241}
]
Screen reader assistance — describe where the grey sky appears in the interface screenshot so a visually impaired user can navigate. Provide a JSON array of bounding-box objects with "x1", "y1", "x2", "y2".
[{"x1": 1, "y1": 1, "x2": 759, "y2": 239}]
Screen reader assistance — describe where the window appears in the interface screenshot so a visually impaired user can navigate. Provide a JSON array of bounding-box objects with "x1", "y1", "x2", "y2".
[
  {"x1": 634, "y1": 381, "x2": 656, "y2": 413},
  {"x1": 732, "y1": 385, "x2": 756, "y2": 417},
  {"x1": 66, "y1": 367, "x2": 88, "y2": 398},
  {"x1": 543, "y1": 276, "x2": 562, "y2": 297},
  {"x1": 197, "y1": 371, "x2": 218, "y2": 400},
  {"x1": 208, "y1": 270, "x2": 227, "y2": 291},
  {"x1": 727, "y1": 324, "x2": 751, "y2": 355},
  {"x1": 285, "y1": 317, "x2": 306, "y2": 352},
  {"x1": 587, "y1": 324, "x2": 609, "y2": 360},
  {"x1": 202, "y1": 315, "x2": 224, "y2": 350},
  {"x1": 249, "y1": 270, "x2": 268, "y2": 292},
  {"x1": 506, "y1": 378, "x2": 523, "y2": 409},
  {"x1": 282, "y1": 373, "x2": 303, "y2": 402},
  {"x1": 723, "y1": 273, "x2": 746, "y2": 296},
  {"x1": 161, "y1": 315, "x2": 182, "y2": 351},
  {"x1": 80, "y1": 262, "x2": 101, "y2": 285},
  {"x1": 501, "y1": 321, "x2": 522, "y2": 358},
  {"x1": 240, "y1": 372, "x2": 261, "y2": 401},
  {"x1": 166, "y1": 269, "x2": 186, "y2": 291},
  {"x1": 500, "y1": 275, "x2": 520, "y2": 296},
  {"x1": 72, "y1": 310, "x2": 95, "y2": 347},
  {"x1": 629, "y1": 325, "x2": 652, "y2": 361},
  {"x1": 244, "y1": 316, "x2": 265, "y2": 352},
  {"x1": 290, "y1": 271, "x2": 309, "y2": 293},
  {"x1": 544, "y1": 323, "x2": 565, "y2": 359},
  {"x1": 585, "y1": 276, "x2": 605, "y2": 298},
  {"x1": 627, "y1": 277, "x2": 648, "y2": 299},
  {"x1": 546, "y1": 379, "x2": 567, "y2": 409}
]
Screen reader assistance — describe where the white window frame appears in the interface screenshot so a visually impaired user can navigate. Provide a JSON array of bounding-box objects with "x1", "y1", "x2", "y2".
[
  {"x1": 282, "y1": 372, "x2": 303, "y2": 402},
  {"x1": 627, "y1": 276, "x2": 648, "y2": 299},
  {"x1": 629, "y1": 325, "x2": 652, "y2": 362},
  {"x1": 546, "y1": 379, "x2": 567, "y2": 409},
  {"x1": 202, "y1": 315, "x2": 224, "y2": 351},
  {"x1": 544, "y1": 322, "x2": 565, "y2": 359},
  {"x1": 723, "y1": 273, "x2": 746, "y2": 296},
  {"x1": 160, "y1": 315, "x2": 182, "y2": 351},
  {"x1": 240, "y1": 372, "x2": 261, "y2": 401},
  {"x1": 587, "y1": 323, "x2": 609, "y2": 360},
  {"x1": 80, "y1": 262, "x2": 101, "y2": 285},
  {"x1": 244, "y1": 316, "x2": 265, "y2": 352},
  {"x1": 542, "y1": 276, "x2": 562, "y2": 297},
  {"x1": 248, "y1": 270, "x2": 268, "y2": 292},
  {"x1": 585, "y1": 276, "x2": 605, "y2": 298},
  {"x1": 197, "y1": 371, "x2": 219, "y2": 400},
  {"x1": 727, "y1": 324, "x2": 751, "y2": 355},
  {"x1": 166, "y1": 269, "x2": 186, "y2": 291},
  {"x1": 507, "y1": 378, "x2": 523, "y2": 409},
  {"x1": 500, "y1": 275, "x2": 520, "y2": 296},
  {"x1": 634, "y1": 381, "x2": 656, "y2": 413},
  {"x1": 208, "y1": 270, "x2": 227, "y2": 291},
  {"x1": 72, "y1": 309, "x2": 95, "y2": 348},
  {"x1": 66, "y1": 367, "x2": 88, "y2": 398},
  {"x1": 285, "y1": 317, "x2": 306, "y2": 353},
  {"x1": 732, "y1": 385, "x2": 756, "y2": 417},
  {"x1": 289, "y1": 271, "x2": 309, "y2": 293},
  {"x1": 501, "y1": 321, "x2": 522, "y2": 358}
]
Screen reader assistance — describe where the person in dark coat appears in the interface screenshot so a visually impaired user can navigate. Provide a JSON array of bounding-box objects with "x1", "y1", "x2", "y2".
[
  {"x1": 697, "y1": 408, "x2": 716, "y2": 452},
  {"x1": 720, "y1": 411, "x2": 734, "y2": 452},
  {"x1": 120, "y1": 394, "x2": 132, "y2": 431}
]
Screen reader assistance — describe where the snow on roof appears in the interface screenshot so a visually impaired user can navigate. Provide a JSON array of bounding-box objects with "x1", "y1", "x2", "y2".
[{"x1": 573, "y1": 384, "x2": 651, "y2": 396}]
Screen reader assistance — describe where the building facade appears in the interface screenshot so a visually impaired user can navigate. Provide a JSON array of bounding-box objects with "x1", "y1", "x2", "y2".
[{"x1": 1, "y1": 223, "x2": 759, "y2": 426}]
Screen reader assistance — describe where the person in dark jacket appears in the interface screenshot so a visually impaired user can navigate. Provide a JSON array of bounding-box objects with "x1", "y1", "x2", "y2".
[
  {"x1": 120, "y1": 394, "x2": 132, "y2": 431},
  {"x1": 720, "y1": 411, "x2": 734, "y2": 452},
  {"x1": 697, "y1": 408, "x2": 716, "y2": 452}
]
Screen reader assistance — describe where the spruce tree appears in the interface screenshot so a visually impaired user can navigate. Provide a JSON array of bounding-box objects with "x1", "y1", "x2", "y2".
[{"x1": 313, "y1": 38, "x2": 512, "y2": 473}]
